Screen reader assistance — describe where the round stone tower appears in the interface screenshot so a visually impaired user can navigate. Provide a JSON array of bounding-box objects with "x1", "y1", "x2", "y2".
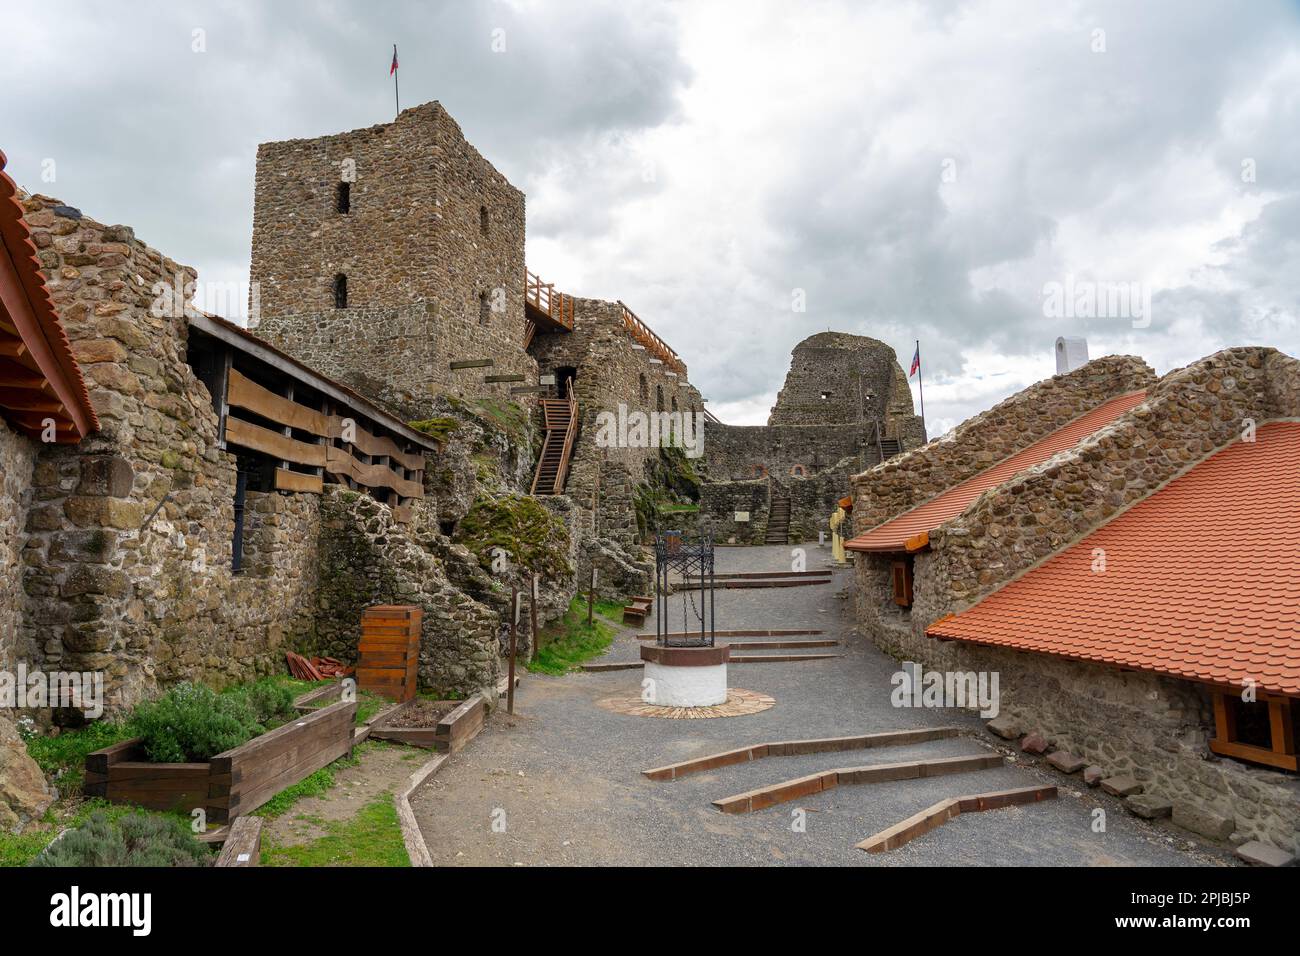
[{"x1": 768, "y1": 332, "x2": 919, "y2": 439}]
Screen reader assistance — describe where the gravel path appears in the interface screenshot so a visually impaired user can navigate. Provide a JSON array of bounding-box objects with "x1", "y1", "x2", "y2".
[{"x1": 412, "y1": 543, "x2": 1235, "y2": 867}]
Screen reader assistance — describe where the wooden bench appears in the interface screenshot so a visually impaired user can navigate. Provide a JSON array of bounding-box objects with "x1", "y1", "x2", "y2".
[{"x1": 622, "y1": 595, "x2": 653, "y2": 625}]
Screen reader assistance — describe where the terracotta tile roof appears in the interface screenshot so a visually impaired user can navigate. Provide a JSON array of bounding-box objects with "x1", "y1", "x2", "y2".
[
  {"x1": 928, "y1": 420, "x2": 1300, "y2": 696},
  {"x1": 0, "y1": 148, "x2": 99, "y2": 442},
  {"x1": 846, "y1": 390, "x2": 1148, "y2": 553}
]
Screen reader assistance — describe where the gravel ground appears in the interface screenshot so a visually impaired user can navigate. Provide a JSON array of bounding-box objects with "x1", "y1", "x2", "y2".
[{"x1": 412, "y1": 543, "x2": 1236, "y2": 867}]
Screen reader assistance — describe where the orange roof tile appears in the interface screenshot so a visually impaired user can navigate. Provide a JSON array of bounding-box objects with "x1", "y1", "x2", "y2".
[
  {"x1": 846, "y1": 390, "x2": 1148, "y2": 552},
  {"x1": 0, "y1": 148, "x2": 98, "y2": 442},
  {"x1": 928, "y1": 420, "x2": 1300, "y2": 696}
]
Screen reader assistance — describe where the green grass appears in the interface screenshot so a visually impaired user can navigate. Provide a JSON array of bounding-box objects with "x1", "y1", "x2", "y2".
[
  {"x1": 25, "y1": 720, "x2": 138, "y2": 798},
  {"x1": 251, "y1": 742, "x2": 389, "y2": 819},
  {"x1": 0, "y1": 829, "x2": 57, "y2": 867},
  {"x1": 528, "y1": 597, "x2": 617, "y2": 675},
  {"x1": 261, "y1": 795, "x2": 409, "y2": 867}
]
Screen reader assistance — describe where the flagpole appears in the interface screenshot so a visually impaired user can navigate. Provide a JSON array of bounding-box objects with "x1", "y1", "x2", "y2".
[
  {"x1": 393, "y1": 44, "x2": 400, "y2": 117},
  {"x1": 915, "y1": 339, "x2": 926, "y2": 426}
]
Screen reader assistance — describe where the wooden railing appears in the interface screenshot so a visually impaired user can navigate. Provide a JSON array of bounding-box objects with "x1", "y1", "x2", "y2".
[
  {"x1": 617, "y1": 301, "x2": 685, "y2": 374},
  {"x1": 524, "y1": 269, "x2": 574, "y2": 331},
  {"x1": 554, "y1": 378, "x2": 578, "y2": 493}
]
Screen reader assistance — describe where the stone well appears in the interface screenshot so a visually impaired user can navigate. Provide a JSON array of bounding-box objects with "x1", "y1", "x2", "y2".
[{"x1": 639, "y1": 643, "x2": 731, "y2": 707}]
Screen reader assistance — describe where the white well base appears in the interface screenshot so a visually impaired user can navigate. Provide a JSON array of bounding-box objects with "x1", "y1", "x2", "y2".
[{"x1": 643, "y1": 661, "x2": 728, "y2": 707}]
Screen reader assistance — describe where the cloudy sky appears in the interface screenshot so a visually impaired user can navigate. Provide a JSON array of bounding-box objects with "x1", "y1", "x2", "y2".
[{"x1": 3, "y1": 1, "x2": 1298, "y2": 430}]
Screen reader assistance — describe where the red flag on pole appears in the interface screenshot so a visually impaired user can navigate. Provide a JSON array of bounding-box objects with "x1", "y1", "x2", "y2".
[
  {"x1": 909, "y1": 343, "x2": 921, "y2": 377},
  {"x1": 390, "y1": 45, "x2": 399, "y2": 75}
]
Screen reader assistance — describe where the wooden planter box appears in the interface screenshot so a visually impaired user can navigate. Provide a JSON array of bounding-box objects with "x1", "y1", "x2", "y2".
[
  {"x1": 370, "y1": 696, "x2": 485, "y2": 753},
  {"x1": 84, "y1": 699, "x2": 357, "y2": 824}
]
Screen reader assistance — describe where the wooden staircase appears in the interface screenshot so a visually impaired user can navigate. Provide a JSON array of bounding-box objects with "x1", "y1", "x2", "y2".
[
  {"x1": 531, "y1": 392, "x2": 577, "y2": 495},
  {"x1": 764, "y1": 495, "x2": 791, "y2": 544}
]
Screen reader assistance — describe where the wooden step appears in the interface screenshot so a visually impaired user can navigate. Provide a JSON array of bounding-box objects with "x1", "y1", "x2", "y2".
[
  {"x1": 642, "y1": 727, "x2": 962, "y2": 781},
  {"x1": 730, "y1": 652, "x2": 841, "y2": 663},
  {"x1": 856, "y1": 785, "x2": 1057, "y2": 853},
  {"x1": 712, "y1": 754, "x2": 1006, "y2": 814}
]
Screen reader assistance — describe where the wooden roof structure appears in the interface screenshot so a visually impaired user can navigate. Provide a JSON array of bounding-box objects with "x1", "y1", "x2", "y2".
[{"x1": 188, "y1": 312, "x2": 437, "y2": 520}]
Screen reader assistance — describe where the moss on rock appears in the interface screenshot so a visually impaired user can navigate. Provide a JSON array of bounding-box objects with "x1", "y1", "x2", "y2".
[{"x1": 454, "y1": 492, "x2": 572, "y2": 579}]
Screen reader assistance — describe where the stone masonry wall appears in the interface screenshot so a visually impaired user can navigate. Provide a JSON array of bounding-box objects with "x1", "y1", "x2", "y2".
[
  {"x1": 257, "y1": 303, "x2": 537, "y2": 418},
  {"x1": 769, "y1": 331, "x2": 918, "y2": 432},
  {"x1": 850, "y1": 354, "x2": 1156, "y2": 536},
  {"x1": 531, "y1": 296, "x2": 702, "y2": 491},
  {"x1": 920, "y1": 347, "x2": 1294, "y2": 619},
  {"x1": 697, "y1": 479, "x2": 769, "y2": 545},
  {"x1": 252, "y1": 101, "x2": 532, "y2": 413},
  {"x1": 0, "y1": 419, "x2": 35, "y2": 671},
  {"x1": 527, "y1": 297, "x2": 697, "y2": 595},
  {"x1": 854, "y1": 347, "x2": 1300, "y2": 852},
  {"x1": 313, "y1": 488, "x2": 501, "y2": 699},
  {"x1": 19, "y1": 195, "x2": 325, "y2": 713},
  {"x1": 702, "y1": 422, "x2": 876, "y2": 482}
]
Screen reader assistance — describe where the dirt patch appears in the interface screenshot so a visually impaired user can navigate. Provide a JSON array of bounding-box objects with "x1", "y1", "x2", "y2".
[
  {"x1": 261, "y1": 742, "x2": 421, "y2": 848},
  {"x1": 387, "y1": 699, "x2": 457, "y2": 728}
]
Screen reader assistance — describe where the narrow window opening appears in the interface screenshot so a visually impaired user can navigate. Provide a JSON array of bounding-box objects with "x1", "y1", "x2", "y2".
[
  {"x1": 333, "y1": 274, "x2": 348, "y2": 309},
  {"x1": 479, "y1": 291, "x2": 490, "y2": 326},
  {"x1": 336, "y1": 181, "x2": 351, "y2": 214},
  {"x1": 891, "y1": 557, "x2": 914, "y2": 608},
  {"x1": 479, "y1": 205, "x2": 489, "y2": 235}
]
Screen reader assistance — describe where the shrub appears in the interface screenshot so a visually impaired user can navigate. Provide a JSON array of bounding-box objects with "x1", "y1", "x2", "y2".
[
  {"x1": 131, "y1": 683, "x2": 263, "y2": 763},
  {"x1": 224, "y1": 678, "x2": 295, "y2": 726},
  {"x1": 33, "y1": 811, "x2": 210, "y2": 867}
]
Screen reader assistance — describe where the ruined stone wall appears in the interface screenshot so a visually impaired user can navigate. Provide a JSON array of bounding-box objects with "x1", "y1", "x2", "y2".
[
  {"x1": 854, "y1": 347, "x2": 1300, "y2": 852},
  {"x1": 784, "y1": 466, "x2": 855, "y2": 543},
  {"x1": 850, "y1": 354, "x2": 1156, "y2": 536},
  {"x1": 919, "y1": 347, "x2": 1291, "y2": 619},
  {"x1": 0, "y1": 419, "x2": 34, "y2": 671},
  {"x1": 701, "y1": 422, "x2": 873, "y2": 482},
  {"x1": 531, "y1": 297, "x2": 702, "y2": 550},
  {"x1": 17, "y1": 196, "x2": 335, "y2": 712},
  {"x1": 252, "y1": 102, "x2": 532, "y2": 412},
  {"x1": 531, "y1": 297, "x2": 702, "y2": 486}
]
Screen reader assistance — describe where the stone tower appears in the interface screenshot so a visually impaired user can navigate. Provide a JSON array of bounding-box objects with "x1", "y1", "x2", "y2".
[
  {"x1": 249, "y1": 101, "x2": 535, "y2": 415},
  {"x1": 768, "y1": 331, "x2": 924, "y2": 442}
]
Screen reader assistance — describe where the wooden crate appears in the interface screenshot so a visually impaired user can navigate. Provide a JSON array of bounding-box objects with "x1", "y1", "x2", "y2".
[{"x1": 357, "y1": 605, "x2": 422, "y2": 702}]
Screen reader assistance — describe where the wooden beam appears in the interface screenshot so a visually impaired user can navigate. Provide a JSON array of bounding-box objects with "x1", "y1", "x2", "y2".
[
  {"x1": 0, "y1": 388, "x2": 63, "y2": 412},
  {"x1": 225, "y1": 416, "x2": 327, "y2": 468},
  {"x1": 1209, "y1": 738, "x2": 1299, "y2": 772},
  {"x1": 228, "y1": 368, "x2": 328, "y2": 436},
  {"x1": 327, "y1": 416, "x2": 425, "y2": 471},
  {"x1": 273, "y1": 468, "x2": 324, "y2": 494},
  {"x1": 0, "y1": 339, "x2": 27, "y2": 360},
  {"x1": 449, "y1": 359, "x2": 494, "y2": 370}
]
